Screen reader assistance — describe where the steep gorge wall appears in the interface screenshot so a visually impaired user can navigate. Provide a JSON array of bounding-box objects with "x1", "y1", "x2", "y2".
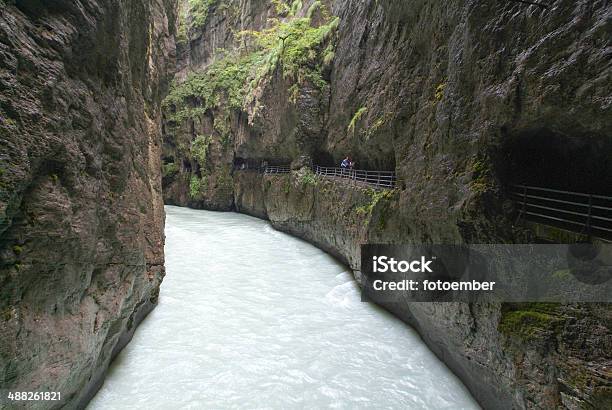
[
  {"x1": 164, "y1": 0, "x2": 611, "y2": 408},
  {"x1": 0, "y1": 0, "x2": 176, "y2": 407}
]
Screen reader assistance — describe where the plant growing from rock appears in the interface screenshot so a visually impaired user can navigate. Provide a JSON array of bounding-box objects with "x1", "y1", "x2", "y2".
[
  {"x1": 299, "y1": 170, "x2": 318, "y2": 186},
  {"x1": 355, "y1": 188, "x2": 397, "y2": 217},
  {"x1": 188, "y1": 0, "x2": 217, "y2": 29},
  {"x1": 213, "y1": 116, "x2": 232, "y2": 147},
  {"x1": 162, "y1": 162, "x2": 179, "y2": 178},
  {"x1": 434, "y1": 81, "x2": 446, "y2": 101},
  {"x1": 189, "y1": 175, "x2": 205, "y2": 199},
  {"x1": 348, "y1": 106, "x2": 367, "y2": 135},
  {"x1": 190, "y1": 135, "x2": 212, "y2": 167}
]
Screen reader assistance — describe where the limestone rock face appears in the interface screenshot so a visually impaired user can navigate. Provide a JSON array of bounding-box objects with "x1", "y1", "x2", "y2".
[
  {"x1": 167, "y1": 0, "x2": 611, "y2": 408},
  {"x1": 0, "y1": 0, "x2": 176, "y2": 406}
]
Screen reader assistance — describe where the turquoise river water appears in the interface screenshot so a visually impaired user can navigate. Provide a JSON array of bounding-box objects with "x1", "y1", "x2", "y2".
[{"x1": 88, "y1": 205, "x2": 479, "y2": 409}]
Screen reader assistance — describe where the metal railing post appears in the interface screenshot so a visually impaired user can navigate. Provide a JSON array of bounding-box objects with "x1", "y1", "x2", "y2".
[
  {"x1": 586, "y1": 194, "x2": 593, "y2": 236},
  {"x1": 521, "y1": 185, "x2": 527, "y2": 218}
]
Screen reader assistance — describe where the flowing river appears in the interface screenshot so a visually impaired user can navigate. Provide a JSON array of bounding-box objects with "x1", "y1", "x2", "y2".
[{"x1": 88, "y1": 206, "x2": 479, "y2": 409}]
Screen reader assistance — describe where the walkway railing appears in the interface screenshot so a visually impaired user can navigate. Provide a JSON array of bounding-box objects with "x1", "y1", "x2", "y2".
[
  {"x1": 313, "y1": 165, "x2": 397, "y2": 189},
  {"x1": 509, "y1": 184, "x2": 612, "y2": 240},
  {"x1": 264, "y1": 165, "x2": 291, "y2": 174},
  {"x1": 237, "y1": 162, "x2": 397, "y2": 189}
]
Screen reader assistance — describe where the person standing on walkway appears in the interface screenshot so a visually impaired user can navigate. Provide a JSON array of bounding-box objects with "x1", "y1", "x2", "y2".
[
  {"x1": 348, "y1": 157, "x2": 356, "y2": 179},
  {"x1": 340, "y1": 156, "x2": 350, "y2": 177}
]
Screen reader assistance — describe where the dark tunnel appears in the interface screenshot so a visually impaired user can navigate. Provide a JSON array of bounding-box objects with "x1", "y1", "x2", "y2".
[{"x1": 501, "y1": 130, "x2": 612, "y2": 195}]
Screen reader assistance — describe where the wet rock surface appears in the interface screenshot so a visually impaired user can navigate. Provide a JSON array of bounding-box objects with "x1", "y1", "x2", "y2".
[{"x1": 0, "y1": 0, "x2": 175, "y2": 406}]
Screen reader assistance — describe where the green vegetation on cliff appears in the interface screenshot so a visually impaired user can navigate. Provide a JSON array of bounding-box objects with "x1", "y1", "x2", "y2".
[
  {"x1": 469, "y1": 157, "x2": 494, "y2": 195},
  {"x1": 498, "y1": 303, "x2": 565, "y2": 342},
  {"x1": 163, "y1": 162, "x2": 179, "y2": 178},
  {"x1": 164, "y1": 3, "x2": 338, "y2": 123},
  {"x1": 164, "y1": 54, "x2": 257, "y2": 122},
  {"x1": 189, "y1": 0, "x2": 218, "y2": 28},
  {"x1": 355, "y1": 188, "x2": 396, "y2": 216},
  {"x1": 299, "y1": 169, "x2": 318, "y2": 186},
  {"x1": 189, "y1": 175, "x2": 205, "y2": 199},
  {"x1": 177, "y1": 0, "x2": 222, "y2": 44},
  {"x1": 190, "y1": 135, "x2": 212, "y2": 167},
  {"x1": 240, "y1": 14, "x2": 339, "y2": 89},
  {"x1": 348, "y1": 106, "x2": 367, "y2": 134}
]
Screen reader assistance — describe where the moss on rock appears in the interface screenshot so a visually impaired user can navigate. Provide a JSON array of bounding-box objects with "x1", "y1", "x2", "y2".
[{"x1": 499, "y1": 303, "x2": 566, "y2": 342}]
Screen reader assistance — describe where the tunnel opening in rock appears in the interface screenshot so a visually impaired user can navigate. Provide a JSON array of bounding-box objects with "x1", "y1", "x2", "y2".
[
  {"x1": 182, "y1": 159, "x2": 192, "y2": 173},
  {"x1": 233, "y1": 157, "x2": 262, "y2": 170},
  {"x1": 312, "y1": 150, "x2": 335, "y2": 167},
  {"x1": 500, "y1": 130, "x2": 612, "y2": 241},
  {"x1": 501, "y1": 130, "x2": 612, "y2": 195}
]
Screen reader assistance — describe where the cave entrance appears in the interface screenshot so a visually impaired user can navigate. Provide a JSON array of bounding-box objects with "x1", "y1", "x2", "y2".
[
  {"x1": 233, "y1": 157, "x2": 263, "y2": 171},
  {"x1": 183, "y1": 159, "x2": 192, "y2": 173},
  {"x1": 501, "y1": 130, "x2": 612, "y2": 241},
  {"x1": 502, "y1": 130, "x2": 611, "y2": 194},
  {"x1": 233, "y1": 158, "x2": 292, "y2": 171}
]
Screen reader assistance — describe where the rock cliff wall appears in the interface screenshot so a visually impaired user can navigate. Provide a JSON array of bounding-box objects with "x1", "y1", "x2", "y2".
[
  {"x1": 164, "y1": 0, "x2": 611, "y2": 408},
  {"x1": 0, "y1": 0, "x2": 176, "y2": 407}
]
